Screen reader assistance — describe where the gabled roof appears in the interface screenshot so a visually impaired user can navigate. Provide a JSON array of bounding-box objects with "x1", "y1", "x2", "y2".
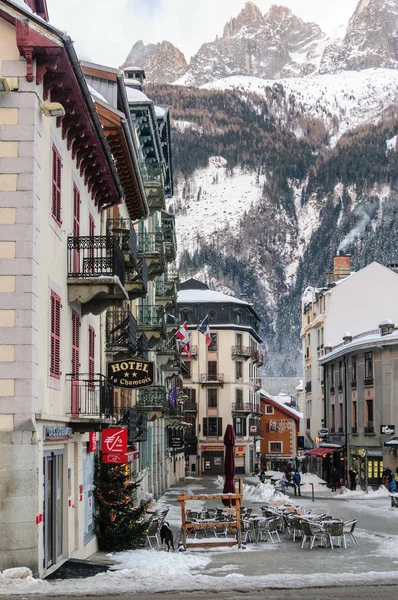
[{"x1": 260, "y1": 389, "x2": 302, "y2": 421}]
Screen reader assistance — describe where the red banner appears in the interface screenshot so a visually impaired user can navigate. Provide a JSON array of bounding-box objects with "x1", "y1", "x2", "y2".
[
  {"x1": 88, "y1": 431, "x2": 97, "y2": 453},
  {"x1": 102, "y1": 428, "x2": 128, "y2": 454},
  {"x1": 102, "y1": 453, "x2": 128, "y2": 464}
]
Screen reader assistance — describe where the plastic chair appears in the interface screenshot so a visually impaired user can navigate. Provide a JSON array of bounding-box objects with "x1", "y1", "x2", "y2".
[{"x1": 343, "y1": 519, "x2": 359, "y2": 547}]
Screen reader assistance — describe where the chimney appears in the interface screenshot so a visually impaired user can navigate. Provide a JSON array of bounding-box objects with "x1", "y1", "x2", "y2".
[
  {"x1": 343, "y1": 331, "x2": 352, "y2": 344},
  {"x1": 333, "y1": 253, "x2": 351, "y2": 281},
  {"x1": 379, "y1": 318, "x2": 396, "y2": 336}
]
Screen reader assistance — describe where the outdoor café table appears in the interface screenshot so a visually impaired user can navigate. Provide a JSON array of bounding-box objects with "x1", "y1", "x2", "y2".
[{"x1": 247, "y1": 516, "x2": 266, "y2": 542}]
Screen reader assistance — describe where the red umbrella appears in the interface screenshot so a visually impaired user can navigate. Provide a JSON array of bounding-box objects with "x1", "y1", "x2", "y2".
[{"x1": 222, "y1": 424, "x2": 236, "y2": 506}]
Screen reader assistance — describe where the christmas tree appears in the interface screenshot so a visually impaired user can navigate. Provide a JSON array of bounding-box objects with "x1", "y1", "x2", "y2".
[{"x1": 94, "y1": 456, "x2": 151, "y2": 551}]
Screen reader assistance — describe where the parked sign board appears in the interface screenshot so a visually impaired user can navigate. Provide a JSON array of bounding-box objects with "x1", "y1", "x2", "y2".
[{"x1": 107, "y1": 359, "x2": 154, "y2": 389}]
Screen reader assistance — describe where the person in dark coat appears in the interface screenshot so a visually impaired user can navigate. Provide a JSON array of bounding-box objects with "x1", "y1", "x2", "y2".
[
  {"x1": 331, "y1": 467, "x2": 340, "y2": 492},
  {"x1": 292, "y1": 471, "x2": 301, "y2": 496},
  {"x1": 348, "y1": 468, "x2": 357, "y2": 491}
]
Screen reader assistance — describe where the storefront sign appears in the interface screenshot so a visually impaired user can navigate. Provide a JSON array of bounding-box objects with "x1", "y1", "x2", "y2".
[
  {"x1": 381, "y1": 424, "x2": 395, "y2": 435},
  {"x1": 201, "y1": 446, "x2": 223, "y2": 451},
  {"x1": 107, "y1": 359, "x2": 154, "y2": 389},
  {"x1": 102, "y1": 453, "x2": 128, "y2": 464},
  {"x1": 250, "y1": 425, "x2": 257, "y2": 433},
  {"x1": 102, "y1": 428, "x2": 128, "y2": 454},
  {"x1": 44, "y1": 426, "x2": 73, "y2": 441},
  {"x1": 171, "y1": 436, "x2": 183, "y2": 448},
  {"x1": 237, "y1": 446, "x2": 245, "y2": 453},
  {"x1": 88, "y1": 431, "x2": 97, "y2": 453}
]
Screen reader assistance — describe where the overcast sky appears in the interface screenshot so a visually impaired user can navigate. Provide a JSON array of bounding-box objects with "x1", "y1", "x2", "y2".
[{"x1": 46, "y1": 0, "x2": 359, "y2": 69}]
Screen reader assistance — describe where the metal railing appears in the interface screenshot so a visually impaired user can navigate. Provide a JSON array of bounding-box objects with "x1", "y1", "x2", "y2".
[
  {"x1": 67, "y1": 236, "x2": 125, "y2": 286},
  {"x1": 107, "y1": 218, "x2": 138, "y2": 266},
  {"x1": 364, "y1": 377, "x2": 374, "y2": 386},
  {"x1": 137, "y1": 305, "x2": 165, "y2": 327},
  {"x1": 66, "y1": 373, "x2": 113, "y2": 417},
  {"x1": 364, "y1": 422, "x2": 374, "y2": 433},
  {"x1": 106, "y1": 310, "x2": 137, "y2": 352},
  {"x1": 137, "y1": 231, "x2": 164, "y2": 254},
  {"x1": 137, "y1": 386, "x2": 168, "y2": 411},
  {"x1": 231, "y1": 345, "x2": 252, "y2": 358},
  {"x1": 200, "y1": 373, "x2": 224, "y2": 383},
  {"x1": 232, "y1": 402, "x2": 252, "y2": 412},
  {"x1": 183, "y1": 401, "x2": 198, "y2": 412}
]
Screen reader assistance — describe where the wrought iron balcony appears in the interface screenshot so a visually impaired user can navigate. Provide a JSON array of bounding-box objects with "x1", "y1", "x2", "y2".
[
  {"x1": 231, "y1": 345, "x2": 252, "y2": 359},
  {"x1": 200, "y1": 373, "x2": 224, "y2": 385},
  {"x1": 125, "y1": 255, "x2": 148, "y2": 299},
  {"x1": 107, "y1": 218, "x2": 138, "y2": 268},
  {"x1": 330, "y1": 386, "x2": 335, "y2": 394},
  {"x1": 251, "y1": 349, "x2": 264, "y2": 364},
  {"x1": 250, "y1": 403, "x2": 264, "y2": 415},
  {"x1": 106, "y1": 309, "x2": 137, "y2": 354},
  {"x1": 364, "y1": 377, "x2": 374, "y2": 386},
  {"x1": 351, "y1": 380, "x2": 357, "y2": 389},
  {"x1": 232, "y1": 402, "x2": 252, "y2": 413},
  {"x1": 253, "y1": 377, "x2": 262, "y2": 390},
  {"x1": 137, "y1": 305, "x2": 165, "y2": 328},
  {"x1": 338, "y1": 384, "x2": 343, "y2": 393},
  {"x1": 137, "y1": 232, "x2": 166, "y2": 278},
  {"x1": 155, "y1": 277, "x2": 177, "y2": 307},
  {"x1": 67, "y1": 236, "x2": 125, "y2": 285},
  {"x1": 181, "y1": 345, "x2": 198, "y2": 357},
  {"x1": 351, "y1": 426, "x2": 358, "y2": 434},
  {"x1": 66, "y1": 373, "x2": 113, "y2": 418},
  {"x1": 183, "y1": 400, "x2": 198, "y2": 412},
  {"x1": 364, "y1": 421, "x2": 375, "y2": 434},
  {"x1": 161, "y1": 212, "x2": 177, "y2": 262},
  {"x1": 137, "y1": 333, "x2": 148, "y2": 359},
  {"x1": 137, "y1": 386, "x2": 168, "y2": 412}
]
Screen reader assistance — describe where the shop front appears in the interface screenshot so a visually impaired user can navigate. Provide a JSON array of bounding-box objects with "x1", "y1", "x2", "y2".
[
  {"x1": 201, "y1": 445, "x2": 224, "y2": 474},
  {"x1": 350, "y1": 446, "x2": 383, "y2": 487},
  {"x1": 235, "y1": 445, "x2": 246, "y2": 475}
]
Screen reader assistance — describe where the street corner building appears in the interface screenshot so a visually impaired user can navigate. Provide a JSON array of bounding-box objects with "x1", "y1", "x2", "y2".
[
  {"x1": 176, "y1": 279, "x2": 264, "y2": 476},
  {"x1": 0, "y1": 0, "x2": 183, "y2": 577}
]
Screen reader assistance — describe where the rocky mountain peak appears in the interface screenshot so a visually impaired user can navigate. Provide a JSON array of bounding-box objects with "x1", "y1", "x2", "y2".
[
  {"x1": 121, "y1": 40, "x2": 188, "y2": 84},
  {"x1": 223, "y1": 1, "x2": 265, "y2": 39}
]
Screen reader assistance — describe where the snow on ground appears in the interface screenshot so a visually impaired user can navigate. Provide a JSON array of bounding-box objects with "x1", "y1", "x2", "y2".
[
  {"x1": 203, "y1": 69, "x2": 398, "y2": 146},
  {"x1": 170, "y1": 156, "x2": 263, "y2": 254}
]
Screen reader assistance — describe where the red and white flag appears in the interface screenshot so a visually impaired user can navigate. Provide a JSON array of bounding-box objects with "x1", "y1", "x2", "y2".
[{"x1": 176, "y1": 322, "x2": 191, "y2": 358}]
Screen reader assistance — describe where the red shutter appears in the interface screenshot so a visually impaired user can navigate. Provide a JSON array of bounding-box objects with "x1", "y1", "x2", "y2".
[
  {"x1": 89, "y1": 214, "x2": 95, "y2": 237},
  {"x1": 51, "y1": 145, "x2": 62, "y2": 225},
  {"x1": 50, "y1": 291, "x2": 61, "y2": 378},
  {"x1": 73, "y1": 184, "x2": 80, "y2": 237},
  {"x1": 72, "y1": 311, "x2": 80, "y2": 375},
  {"x1": 88, "y1": 326, "x2": 95, "y2": 380}
]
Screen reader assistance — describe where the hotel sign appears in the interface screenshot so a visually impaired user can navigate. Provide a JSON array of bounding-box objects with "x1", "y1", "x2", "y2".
[{"x1": 107, "y1": 359, "x2": 154, "y2": 389}]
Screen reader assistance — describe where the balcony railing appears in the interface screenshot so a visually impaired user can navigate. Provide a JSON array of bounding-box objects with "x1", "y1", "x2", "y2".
[
  {"x1": 66, "y1": 373, "x2": 113, "y2": 417},
  {"x1": 183, "y1": 400, "x2": 198, "y2": 412},
  {"x1": 137, "y1": 305, "x2": 165, "y2": 327},
  {"x1": 250, "y1": 403, "x2": 264, "y2": 415},
  {"x1": 200, "y1": 373, "x2": 224, "y2": 384},
  {"x1": 251, "y1": 349, "x2": 264, "y2": 364},
  {"x1": 107, "y1": 218, "x2": 138, "y2": 267},
  {"x1": 364, "y1": 422, "x2": 374, "y2": 434},
  {"x1": 351, "y1": 426, "x2": 358, "y2": 434},
  {"x1": 181, "y1": 345, "x2": 198, "y2": 357},
  {"x1": 253, "y1": 377, "x2": 262, "y2": 390},
  {"x1": 338, "y1": 384, "x2": 343, "y2": 393},
  {"x1": 364, "y1": 377, "x2": 374, "y2": 386},
  {"x1": 137, "y1": 231, "x2": 164, "y2": 254},
  {"x1": 305, "y1": 381, "x2": 312, "y2": 393},
  {"x1": 137, "y1": 333, "x2": 148, "y2": 359},
  {"x1": 231, "y1": 345, "x2": 252, "y2": 358},
  {"x1": 232, "y1": 402, "x2": 252, "y2": 413},
  {"x1": 161, "y1": 214, "x2": 177, "y2": 262},
  {"x1": 351, "y1": 380, "x2": 357, "y2": 389},
  {"x1": 67, "y1": 236, "x2": 125, "y2": 286},
  {"x1": 137, "y1": 386, "x2": 168, "y2": 411},
  {"x1": 330, "y1": 386, "x2": 335, "y2": 394},
  {"x1": 106, "y1": 310, "x2": 137, "y2": 353}
]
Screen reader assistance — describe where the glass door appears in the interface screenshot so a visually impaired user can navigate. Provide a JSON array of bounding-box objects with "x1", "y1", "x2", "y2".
[{"x1": 43, "y1": 451, "x2": 63, "y2": 570}]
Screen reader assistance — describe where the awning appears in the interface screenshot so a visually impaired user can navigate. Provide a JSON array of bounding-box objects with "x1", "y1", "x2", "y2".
[
  {"x1": 385, "y1": 437, "x2": 398, "y2": 446},
  {"x1": 304, "y1": 446, "x2": 341, "y2": 458}
]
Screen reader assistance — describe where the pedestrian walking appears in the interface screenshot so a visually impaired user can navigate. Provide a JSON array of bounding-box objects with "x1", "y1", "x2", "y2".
[
  {"x1": 280, "y1": 473, "x2": 287, "y2": 493},
  {"x1": 331, "y1": 467, "x2": 340, "y2": 492},
  {"x1": 349, "y1": 468, "x2": 357, "y2": 491},
  {"x1": 292, "y1": 470, "x2": 301, "y2": 496}
]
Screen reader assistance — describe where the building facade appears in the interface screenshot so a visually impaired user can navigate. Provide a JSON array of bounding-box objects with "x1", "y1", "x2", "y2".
[
  {"x1": 319, "y1": 320, "x2": 398, "y2": 487},
  {"x1": 0, "y1": 0, "x2": 182, "y2": 576},
  {"x1": 177, "y1": 279, "x2": 263, "y2": 475},
  {"x1": 301, "y1": 256, "x2": 398, "y2": 450}
]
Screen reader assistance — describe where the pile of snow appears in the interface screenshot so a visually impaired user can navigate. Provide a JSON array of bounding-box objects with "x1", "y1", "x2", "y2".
[{"x1": 1, "y1": 567, "x2": 32, "y2": 579}]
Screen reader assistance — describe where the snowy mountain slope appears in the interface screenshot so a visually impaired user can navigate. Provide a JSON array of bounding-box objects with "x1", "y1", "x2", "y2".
[{"x1": 202, "y1": 69, "x2": 398, "y2": 145}]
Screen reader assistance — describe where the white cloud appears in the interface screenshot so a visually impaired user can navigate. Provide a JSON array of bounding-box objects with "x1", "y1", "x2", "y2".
[{"x1": 46, "y1": 0, "x2": 359, "y2": 69}]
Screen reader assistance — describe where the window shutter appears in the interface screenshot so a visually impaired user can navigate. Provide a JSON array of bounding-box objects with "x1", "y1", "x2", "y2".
[
  {"x1": 50, "y1": 291, "x2": 61, "y2": 378},
  {"x1": 88, "y1": 326, "x2": 95, "y2": 379},
  {"x1": 72, "y1": 310, "x2": 80, "y2": 376},
  {"x1": 89, "y1": 214, "x2": 95, "y2": 237},
  {"x1": 203, "y1": 418, "x2": 207, "y2": 436},
  {"x1": 218, "y1": 417, "x2": 222, "y2": 437},
  {"x1": 51, "y1": 145, "x2": 62, "y2": 225},
  {"x1": 73, "y1": 184, "x2": 80, "y2": 237}
]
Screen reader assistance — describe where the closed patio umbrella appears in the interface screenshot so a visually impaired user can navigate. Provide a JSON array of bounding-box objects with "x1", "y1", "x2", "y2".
[{"x1": 222, "y1": 424, "x2": 236, "y2": 506}]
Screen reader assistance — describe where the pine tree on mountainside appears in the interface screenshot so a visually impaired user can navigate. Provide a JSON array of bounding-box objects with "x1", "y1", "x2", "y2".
[{"x1": 94, "y1": 457, "x2": 151, "y2": 551}]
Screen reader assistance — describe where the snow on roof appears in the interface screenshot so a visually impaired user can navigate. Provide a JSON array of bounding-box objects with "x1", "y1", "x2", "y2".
[
  {"x1": 177, "y1": 288, "x2": 250, "y2": 306},
  {"x1": 88, "y1": 84, "x2": 108, "y2": 104},
  {"x1": 155, "y1": 106, "x2": 166, "y2": 118},
  {"x1": 125, "y1": 86, "x2": 151, "y2": 103},
  {"x1": 260, "y1": 389, "x2": 303, "y2": 420},
  {"x1": 320, "y1": 329, "x2": 398, "y2": 363}
]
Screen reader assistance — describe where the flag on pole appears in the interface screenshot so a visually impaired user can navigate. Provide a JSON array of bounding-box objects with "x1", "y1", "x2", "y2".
[
  {"x1": 176, "y1": 322, "x2": 191, "y2": 358},
  {"x1": 198, "y1": 316, "x2": 212, "y2": 346}
]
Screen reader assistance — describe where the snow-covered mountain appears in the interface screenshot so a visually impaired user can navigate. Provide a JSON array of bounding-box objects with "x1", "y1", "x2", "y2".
[{"x1": 123, "y1": 0, "x2": 398, "y2": 85}]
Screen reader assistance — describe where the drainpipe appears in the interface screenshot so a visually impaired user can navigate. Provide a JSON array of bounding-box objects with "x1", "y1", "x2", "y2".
[{"x1": 343, "y1": 356, "x2": 349, "y2": 486}]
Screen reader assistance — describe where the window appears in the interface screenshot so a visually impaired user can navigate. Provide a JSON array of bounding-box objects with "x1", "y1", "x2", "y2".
[
  {"x1": 236, "y1": 388, "x2": 243, "y2": 408},
  {"x1": 50, "y1": 291, "x2": 61, "y2": 378},
  {"x1": 88, "y1": 326, "x2": 95, "y2": 380},
  {"x1": 233, "y1": 416, "x2": 247, "y2": 436},
  {"x1": 331, "y1": 404, "x2": 335, "y2": 431},
  {"x1": 51, "y1": 145, "x2": 62, "y2": 225},
  {"x1": 207, "y1": 361, "x2": 217, "y2": 380},
  {"x1": 338, "y1": 403, "x2": 343, "y2": 431},
  {"x1": 266, "y1": 405, "x2": 274, "y2": 414},
  {"x1": 269, "y1": 442, "x2": 282, "y2": 453},
  {"x1": 352, "y1": 358, "x2": 357, "y2": 382},
  {"x1": 365, "y1": 352, "x2": 373, "y2": 379},
  {"x1": 365, "y1": 399, "x2": 374, "y2": 431},
  {"x1": 236, "y1": 333, "x2": 242, "y2": 347},
  {"x1": 203, "y1": 417, "x2": 222, "y2": 437},
  {"x1": 72, "y1": 310, "x2": 80, "y2": 376},
  {"x1": 352, "y1": 401, "x2": 357, "y2": 431},
  {"x1": 338, "y1": 361, "x2": 343, "y2": 385},
  {"x1": 183, "y1": 388, "x2": 196, "y2": 403},
  {"x1": 183, "y1": 361, "x2": 191, "y2": 380},
  {"x1": 235, "y1": 310, "x2": 242, "y2": 324},
  {"x1": 208, "y1": 333, "x2": 217, "y2": 351},
  {"x1": 235, "y1": 361, "x2": 243, "y2": 381},
  {"x1": 207, "y1": 389, "x2": 218, "y2": 408}
]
